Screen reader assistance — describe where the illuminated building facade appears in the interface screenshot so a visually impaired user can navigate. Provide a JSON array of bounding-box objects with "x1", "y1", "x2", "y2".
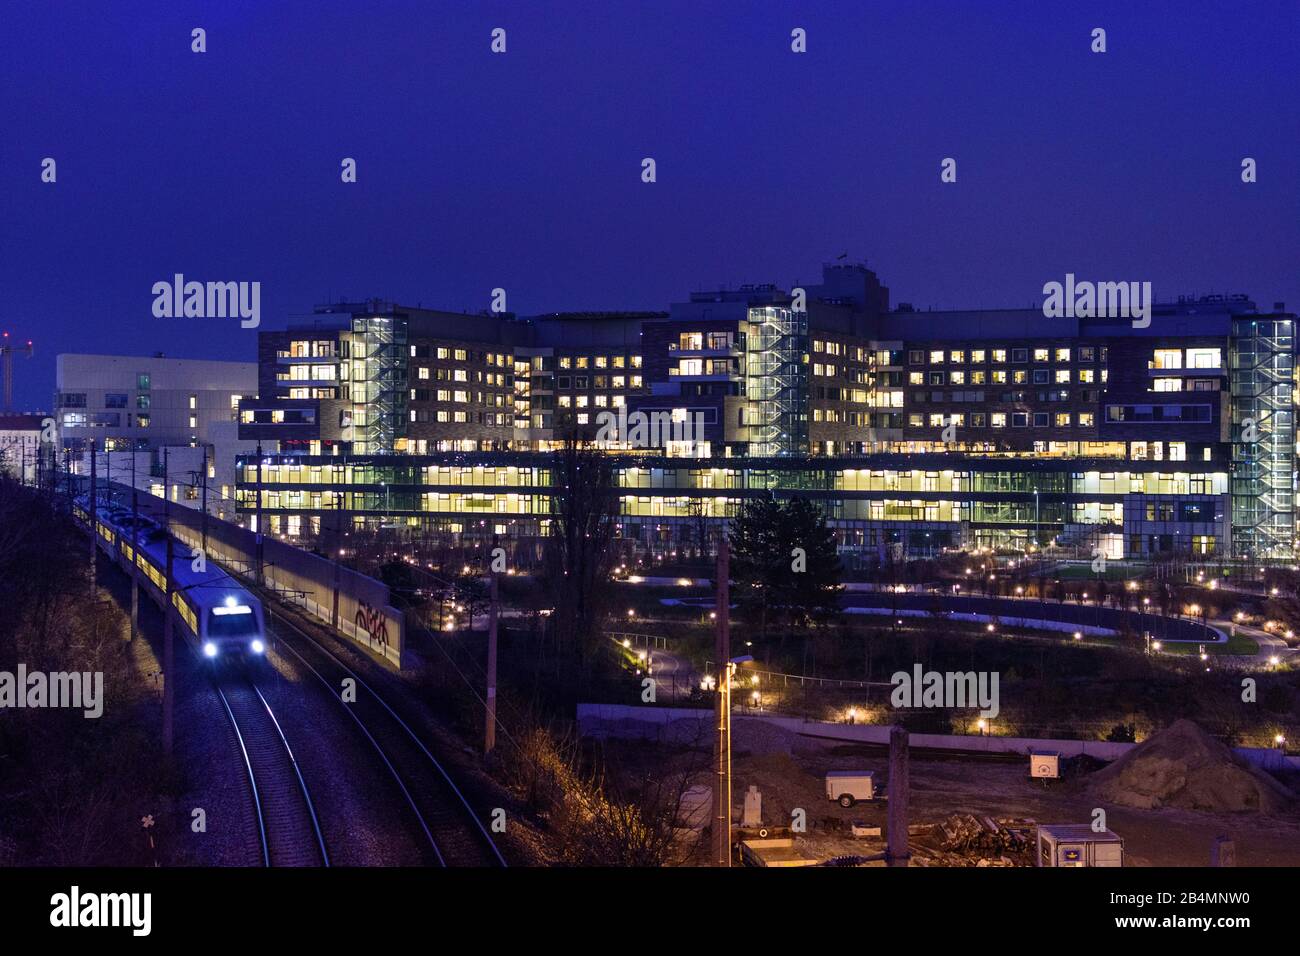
[{"x1": 236, "y1": 270, "x2": 1297, "y2": 562}]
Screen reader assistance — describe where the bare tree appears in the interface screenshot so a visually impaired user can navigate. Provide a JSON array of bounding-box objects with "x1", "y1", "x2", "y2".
[{"x1": 542, "y1": 434, "x2": 619, "y2": 681}]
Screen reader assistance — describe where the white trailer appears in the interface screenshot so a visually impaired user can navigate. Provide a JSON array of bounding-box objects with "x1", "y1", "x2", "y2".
[
  {"x1": 1036, "y1": 824, "x2": 1125, "y2": 867},
  {"x1": 825, "y1": 770, "x2": 875, "y2": 807}
]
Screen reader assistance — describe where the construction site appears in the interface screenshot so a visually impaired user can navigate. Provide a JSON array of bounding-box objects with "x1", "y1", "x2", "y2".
[{"x1": 586, "y1": 715, "x2": 1300, "y2": 867}]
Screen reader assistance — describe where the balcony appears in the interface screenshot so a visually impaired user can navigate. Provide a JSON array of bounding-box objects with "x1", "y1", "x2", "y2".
[{"x1": 668, "y1": 343, "x2": 740, "y2": 358}]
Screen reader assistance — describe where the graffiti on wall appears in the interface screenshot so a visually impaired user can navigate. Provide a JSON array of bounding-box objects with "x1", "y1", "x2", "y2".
[{"x1": 355, "y1": 601, "x2": 390, "y2": 652}]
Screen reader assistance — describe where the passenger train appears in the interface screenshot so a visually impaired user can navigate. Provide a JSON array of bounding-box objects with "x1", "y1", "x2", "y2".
[{"x1": 74, "y1": 496, "x2": 268, "y2": 663}]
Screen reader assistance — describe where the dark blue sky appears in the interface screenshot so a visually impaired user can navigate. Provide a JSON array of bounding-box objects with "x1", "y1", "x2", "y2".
[{"x1": 3, "y1": 0, "x2": 1297, "y2": 410}]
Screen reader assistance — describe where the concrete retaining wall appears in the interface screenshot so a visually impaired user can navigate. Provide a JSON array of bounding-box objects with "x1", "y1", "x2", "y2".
[
  {"x1": 576, "y1": 703, "x2": 1300, "y2": 770},
  {"x1": 163, "y1": 504, "x2": 406, "y2": 668}
]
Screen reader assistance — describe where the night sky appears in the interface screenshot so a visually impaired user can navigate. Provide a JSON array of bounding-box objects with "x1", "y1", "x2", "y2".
[{"x1": 3, "y1": 0, "x2": 1296, "y2": 410}]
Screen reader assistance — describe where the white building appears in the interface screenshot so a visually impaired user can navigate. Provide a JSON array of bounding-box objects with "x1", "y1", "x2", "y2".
[
  {"x1": 0, "y1": 414, "x2": 50, "y2": 485},
  {"x1": 56, "y1": 353, "x2": 258, "y2": 519}
]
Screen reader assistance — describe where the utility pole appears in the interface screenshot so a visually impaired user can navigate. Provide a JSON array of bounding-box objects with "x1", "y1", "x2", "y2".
[
  {"x1": 887, "y1": 725, "x2": 911, "y2": 866},
  {"x1": 713, "y1": 538, "x2": 732, "y2": 867},
  {"x1": 254, "y1": 443, "x2": 264, "y2": 585},
  {"x1": 200, "y1": 444, "x2": 208, "y2": 554},
  {"x1": 162, "y1": 447, "x2": 175, "y2": 756},
  {"x1": 331, "y1": 519, "x2": 341, "y2": 631},
  {"x1": 485, "y1": 566, "x2": 499, "y2": 756},
  {"x1": 88, "y1": 439, "x2": 97, "y2": 588},
  {"x1": 130, "y1": 448, "x2": 139, "y2": 643}
]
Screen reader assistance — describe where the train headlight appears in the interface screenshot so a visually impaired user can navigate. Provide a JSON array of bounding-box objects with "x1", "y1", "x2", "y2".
[
  {"x1": 203, "y1": 642, "x2": 219, "y2": 658},
  {"x1": 250, "y1": 639, "x2": 265, "y2": 655}
]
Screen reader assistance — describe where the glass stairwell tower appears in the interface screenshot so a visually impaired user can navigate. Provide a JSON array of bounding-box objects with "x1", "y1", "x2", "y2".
[
  {"x1": 743, "y1": 306, "x2": 809, "y2": 457},
  {"x1": 1230, "y1": 316, "x2": 1295, "y2": 559}
]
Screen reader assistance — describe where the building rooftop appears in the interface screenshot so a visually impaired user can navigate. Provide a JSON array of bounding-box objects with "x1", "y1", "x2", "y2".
[{"x1": 0, "y1": 414, "x2": 46, "y2": 431}]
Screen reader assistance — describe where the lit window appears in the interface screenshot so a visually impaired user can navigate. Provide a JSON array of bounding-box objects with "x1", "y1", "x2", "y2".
[{"x1": 1153, "y1": 349, "x2": 1182, "y2": 370}]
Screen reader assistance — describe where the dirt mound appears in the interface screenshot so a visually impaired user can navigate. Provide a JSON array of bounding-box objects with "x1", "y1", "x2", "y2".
[
  {"x1": 731, "y1": 718, "x2": 802, "y2": 755},
  {"x1": 1088, "y1": 719, "x2": 1294, "y2": 813}
]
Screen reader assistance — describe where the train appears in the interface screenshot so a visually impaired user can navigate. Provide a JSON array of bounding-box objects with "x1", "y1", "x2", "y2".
[{"x1": 73, "y1": 495, "x2": 268, "y2": 663}]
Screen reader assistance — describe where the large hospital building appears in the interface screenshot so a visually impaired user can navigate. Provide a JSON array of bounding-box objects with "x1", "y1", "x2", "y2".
[{"x1": 230, "y1": 263, "x2": 1296, "y2": 563}]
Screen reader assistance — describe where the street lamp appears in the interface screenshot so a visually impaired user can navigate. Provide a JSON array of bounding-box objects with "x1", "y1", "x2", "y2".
[{"x1": 1033, "y1": 488, "x2": 1040, "y2": 552}]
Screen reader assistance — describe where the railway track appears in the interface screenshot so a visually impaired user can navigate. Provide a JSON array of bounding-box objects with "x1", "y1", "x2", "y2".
[
  {"x1": 264, "y1": 607, "x2": 506, "y2": 867},
  {"x1": 215, "y1": 677, "x2": 331, "y2": 867}
]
